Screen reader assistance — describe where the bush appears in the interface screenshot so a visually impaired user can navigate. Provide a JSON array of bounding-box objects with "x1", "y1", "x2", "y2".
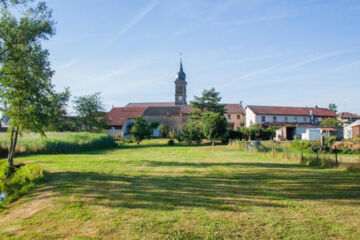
[
  {"x1": 0, "y1": 163, "x2": 44, "y2": 205},
  {"x1": 168, "y1": 139, "x2": 175, "y2": 146},
  {"x1": 159, "y1": 124, "x2": 169, "y2": 138},
  {"x1": 0, "y1": 132, "x2": 116, "y2": 155},
  {"x1": 238, "y1": 125, "x2": 278, "y2": 141},
  {"x1": 180, "y1": 123, "x2": 204, "y2": 144}
]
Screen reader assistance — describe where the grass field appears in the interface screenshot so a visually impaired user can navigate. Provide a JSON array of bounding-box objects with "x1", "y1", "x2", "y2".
[
  {"x1": 0, "y1": 139, "x2": 360, "y2": 239},
  {"x1": 0, "y1": 132, "x2": 115, "y2": 157}
]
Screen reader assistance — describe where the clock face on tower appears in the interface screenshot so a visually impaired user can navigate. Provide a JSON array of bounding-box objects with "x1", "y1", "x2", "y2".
[{"x1": 178, "y1": 96, "x2": 183, "y2": 101}]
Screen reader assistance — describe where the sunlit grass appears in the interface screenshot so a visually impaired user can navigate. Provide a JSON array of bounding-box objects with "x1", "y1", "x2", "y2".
[
  {"x1": 0, "y1": 132, "x2": 115, "y2": 156},
  {"x1": 0, "y1": 139, "x2": 359, "y2": 239}
]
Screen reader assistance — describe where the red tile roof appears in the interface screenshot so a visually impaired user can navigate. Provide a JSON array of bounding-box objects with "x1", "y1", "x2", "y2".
[
  {"x1": 338, "y1": 112, "x2": 360, "y2": 119},
  {"x1": 225, "y1": 104, "x2": 244, "y2": 114},
  {"x1": 247, "y1": 105, "x2": 336, "y2": 117},
  {"x1": 107, "y1": 107, "x2": 147, "y2": 126},
  {"x1": 126, "y1": 102, "x2": 175, "y2": 107}
]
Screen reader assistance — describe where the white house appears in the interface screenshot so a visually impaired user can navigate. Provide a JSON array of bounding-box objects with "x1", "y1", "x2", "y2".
[
  {"x1": 245, "y1": 105, "x2": 336, "y2": 127},
  {"x1": 343, "y1": 120, "x2": 360, "y2": 139}
]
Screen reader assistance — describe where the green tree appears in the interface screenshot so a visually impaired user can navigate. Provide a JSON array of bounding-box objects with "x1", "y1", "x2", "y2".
[
  {"x1": 328, "y1": 103, "x2": 338, "y2": 114},
  {"x1": 47, "y1": 88, "x2": 70, "y2": 131},
  {"x1": 190, "y1": 88, "x2": 225, "y2": 114},
  {"x1": 131, "y1": 116, "x2": 152, "y2": 144},
  {"x1": 202, "y1": 112, "x2": 227, "y2": 146},
  {"x1": 180, "y1": 122, "x2": 204, "y2": 144},
  {"x1": 320, "y1": 118, "x2": 342, "y2": 127},
  {"x1": 158, "y1": 124, "x2": 169, "y2": 138},
  {"x1": 0, "y1": 1, "x2": 56, "y2": 169},
  {"x1": 73, "y1": 92, "x2": 108, "y2": 132}
]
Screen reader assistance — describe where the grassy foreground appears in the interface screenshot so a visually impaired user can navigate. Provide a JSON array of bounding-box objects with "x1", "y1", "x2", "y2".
[{"x1": 0, "y1": 140, "x2": 360, "y2": 239}]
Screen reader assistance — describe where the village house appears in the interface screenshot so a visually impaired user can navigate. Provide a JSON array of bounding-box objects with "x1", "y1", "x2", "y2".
[
  {"x1": 245, "y1": 105, "x2": 336, "y2": 127},
  {"x1": 338, "y1": 112, "x2": 360, "y2": 124},
  {"x1": 245, "y1": 105, "x2": 340, "y2": 140},
  {"x1": 344, "y1": 120, "x2": 360, "y2": 139},
  {"x1": 106, "y1": 59, "x2": 245, "y2": 136},
  {"x1": 224, "y1": 103, "x2": 245, "y2": 130}
]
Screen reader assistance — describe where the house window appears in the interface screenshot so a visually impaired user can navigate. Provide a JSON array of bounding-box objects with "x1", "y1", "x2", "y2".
[
  {"x1": 303, "y1": 117, "x2": 307, "y2": 122},
  {"x1": 294, "y1": 117, "x2": 297, "y2": 122},
  {"x1": 284, "y1": 117, "x2": 288, "y2": 122},
  {"x1": 237, "y1": 115, "x2": 240, "y2": 120},
  {"x1": 261, "y1": 116, "x2": 265, "y2": 122},
  {"x1": 273, "y1": 116, "x2": 277, "y2": 122},
  {"x1": 227, "y1": 115, "x2": 231, "y2": 120}
]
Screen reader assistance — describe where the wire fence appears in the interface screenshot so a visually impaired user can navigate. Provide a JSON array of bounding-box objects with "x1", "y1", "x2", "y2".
[{"x1": 230, "y1": 140, "x2": 360, "y2": 170}]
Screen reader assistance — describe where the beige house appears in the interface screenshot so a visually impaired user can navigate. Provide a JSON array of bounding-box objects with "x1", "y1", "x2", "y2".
[
  {"x1": 224, "y1": 104, "x2": 245, "y2": 130},
  {"x1": 143, "y1": 106, "x2": 191, "y2": 135}
]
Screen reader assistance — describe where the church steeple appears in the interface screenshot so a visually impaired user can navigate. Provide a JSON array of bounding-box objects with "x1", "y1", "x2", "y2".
[
  {"x1": 175, "y1": 57, "x2": 187, "y2": 105},
  {"x1": 176, "y1": 58, "x2": 186, "y2": 81}
]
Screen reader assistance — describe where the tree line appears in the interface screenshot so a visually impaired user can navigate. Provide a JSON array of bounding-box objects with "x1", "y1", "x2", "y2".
[{"x1": 0, "y1": 0, "x2": 107, "y2": 169}]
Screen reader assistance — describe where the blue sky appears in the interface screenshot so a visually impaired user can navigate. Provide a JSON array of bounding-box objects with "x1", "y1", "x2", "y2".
[{"x1": 43, "y1": 0, "x2": 360, "y2": 114}]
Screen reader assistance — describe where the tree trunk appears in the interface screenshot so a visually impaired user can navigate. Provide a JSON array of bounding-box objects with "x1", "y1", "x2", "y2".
[
  {"x1": 212, "y1": 139, "x2": 215, "y2": 147},
  {"x1": 7, "y1": 126, "x2": 19, "y2": 171}
]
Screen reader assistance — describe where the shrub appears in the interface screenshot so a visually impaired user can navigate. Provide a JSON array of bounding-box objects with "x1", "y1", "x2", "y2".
[
  {"x1": 180, "y1": 123, "x2": 204, "y2": 144},
  {"x1": 159, "y1": 124, "x2": 169, "y2": 138},
  {"x1": 168, "y1": 139, "x2": 175, "y2": 146},
  {"x1": 0, "y1": 132, "x2": 116, "y2": 155},
  {"x1": 0, "y1": 163, "x2": 44, "y2": 205},
  {"x1": 131, "y1": 116, "x2": 152, "y2": 144}
]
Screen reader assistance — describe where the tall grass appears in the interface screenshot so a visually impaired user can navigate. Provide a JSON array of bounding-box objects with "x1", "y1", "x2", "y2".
[
  {"x1": 0, "y1": 132, "x2": 116, "y2": 156},
  {"x1": 235, "y1": 140, "x2": 360, "y2": 169}
]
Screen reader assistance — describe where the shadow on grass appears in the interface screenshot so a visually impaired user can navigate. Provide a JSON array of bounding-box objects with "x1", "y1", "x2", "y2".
[
  {"x1": 30, "y1": 163, "x2": 360, "y2": 212},
  {"x1": 121, "y1": 160, "x2": 315, "y2": 169}
]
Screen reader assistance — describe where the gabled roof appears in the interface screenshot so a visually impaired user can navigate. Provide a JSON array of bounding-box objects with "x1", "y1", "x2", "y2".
[
  {"x1": 246, "y1": 105, "x2": 336, "y2": 117},
  {"x1": 107, "y1": 107, "x2": 147, "y2": 126},
  {"x1": 143, "y1": 106, "x2": 182, "y2": 116},
  {"x1": 126, "y1": 102, "x2": 175, "y2": 107},
  {"x1": 347, "y1": 120, "x2": 360, "y2": 128},
  {"x1": 225, "y1": 104, "x2": 244, "y2": 114},
  {"x1": 338, "y1": 112, "x2": 360, "y2": 119}
]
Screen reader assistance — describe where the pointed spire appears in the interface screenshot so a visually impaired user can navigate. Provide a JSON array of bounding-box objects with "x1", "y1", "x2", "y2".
[
  {"x1": 176, "y1": 53, "x2": 186, "y2": 81},
  {"x1": 180, "y1": 58, "x2": 184, "y2": 72}
]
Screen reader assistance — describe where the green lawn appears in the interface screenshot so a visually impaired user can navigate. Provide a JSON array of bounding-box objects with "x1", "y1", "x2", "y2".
[{"x1": 0, "y1": 139, "x2": 360, "y2": 239}]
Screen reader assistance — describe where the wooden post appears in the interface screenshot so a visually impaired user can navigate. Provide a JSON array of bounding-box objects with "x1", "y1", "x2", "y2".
[{"x1": 335, "y1": 146, "x2": 338, "y2": 167}]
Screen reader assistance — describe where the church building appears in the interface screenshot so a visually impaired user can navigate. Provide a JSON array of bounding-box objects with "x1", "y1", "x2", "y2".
[{"x1": 106, "y1": 59, "x2": 244, "y2": 137}]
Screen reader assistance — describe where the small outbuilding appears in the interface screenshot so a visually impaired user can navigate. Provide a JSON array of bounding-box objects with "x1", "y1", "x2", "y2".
[{"x1": 344, "y1": 120, "x2": 360, "y2": 139}]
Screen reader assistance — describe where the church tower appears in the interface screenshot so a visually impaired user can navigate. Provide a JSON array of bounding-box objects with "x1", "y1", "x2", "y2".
[{"x1": 175, "y1": 59, "x2": 187, "y2": 105}]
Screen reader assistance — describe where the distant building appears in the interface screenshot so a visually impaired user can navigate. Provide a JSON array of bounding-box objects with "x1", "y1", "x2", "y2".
[
  {"x1": 106, "y1": 58, "x2": 245, "y2": 136},
  {"x1": 344, "y1": 120, "x2": 360, "y2": 139},
  {"x1": 106, "y1": 107, "x2": 147, "y2": 137},
  {"x1": 245, "y1": 105, "x2": 336, "y2": 127},
  {"x1": 143, "y1": 105, "x2": 191, "y2": 135},
  {"x1": 338, "y1": 112, "x2": 360, "y2": 124},
  {"x1": 0, "y1": 116, "x2": 10, "y2": 132},
  {"x1": 224, "y1": 104, "x2": 245, "y2": 130}
]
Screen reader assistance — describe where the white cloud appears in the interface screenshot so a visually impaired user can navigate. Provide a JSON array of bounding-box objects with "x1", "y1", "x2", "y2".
[
  {"x1": 227, "y1": 14, "x2": 293, "y2": 26},
  {"x1": 95, "y1": 65, "x2": 138, "y2": 83},
  {"x1": 103, "y1": 0, "x2": 161, "y2": 48},
  {"x1": 289, "y1": 50, "x2": 346, "y2": 70},
  {"x1": 58, "y1": 58, "x2": 79, "y2": 69}
]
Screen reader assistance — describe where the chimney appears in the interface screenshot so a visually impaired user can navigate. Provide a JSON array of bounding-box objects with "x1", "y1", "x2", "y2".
[
  {"x1": 315, "y1": 105, "x2": 318, "y2": 109},
  {"x1": 239, "y1": 100, "x2": 243, "y2": 107}
]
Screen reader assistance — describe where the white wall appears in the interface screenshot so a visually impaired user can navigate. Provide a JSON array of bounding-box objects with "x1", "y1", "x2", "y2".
[
  {"x1": 245, "y1": 108, "x2": 257, "y2": 127},
  {"x1": 256, "y1": 115, "x2": 311, "y2": 124}
]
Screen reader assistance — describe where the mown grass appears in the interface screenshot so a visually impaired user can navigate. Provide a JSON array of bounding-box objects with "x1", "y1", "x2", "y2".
[
  {"x1": 0, "y1": 139, "x2": 359, "y2": 239},
  {"x1": 0, "y1": 132, "x2": 116, "y2": 157}
]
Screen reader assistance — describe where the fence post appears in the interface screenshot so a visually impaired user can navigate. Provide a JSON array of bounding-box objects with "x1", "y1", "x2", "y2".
[{"x1": 335, "y1": 146, "x2": 338, "y2": 167}]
